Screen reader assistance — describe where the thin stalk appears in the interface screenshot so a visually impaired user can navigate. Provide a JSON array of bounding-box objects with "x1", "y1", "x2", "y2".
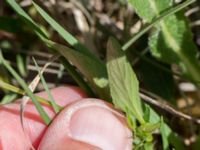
[
  {"x1": 0, "y1": 79, "x2": 63, "y2": 109},
  {"x1": 33, "y1": 57, "x2": 60, "y2": 113}
]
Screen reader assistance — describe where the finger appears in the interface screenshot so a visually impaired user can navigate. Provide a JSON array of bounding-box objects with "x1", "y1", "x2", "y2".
[
  {"x1": 0, "y1": 86, "x2": 87, "y2": 150},
  {"x1": 38, "y1": 99, "x2": 132, "y2": 150}
]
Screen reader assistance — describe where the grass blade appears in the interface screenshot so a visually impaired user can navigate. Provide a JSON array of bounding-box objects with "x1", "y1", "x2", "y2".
[
  {"x1": 0, "y1": 51, "x2": 51, "y2": 125},
  {"x1": 5, "y1": 0, "x2": 99, "y2": 98},
  {"x1": 33, "y1": 2, "x2": 94, "y2": 58},
  {"x1": 0, "y1": 79, "x2": 62, "y2": 109},
  {"x1": 32, "y1": 57, "x2": 60, "y2": 113},
  {"x1": 6, "y1": 0, "x2": 48, "y2": 39},
  {"x1": 19, "y1": 55, "x2": 60, "y2": 130},
  {"x1": 0, "y1": 79, "x2": 24, "y2": 95}
]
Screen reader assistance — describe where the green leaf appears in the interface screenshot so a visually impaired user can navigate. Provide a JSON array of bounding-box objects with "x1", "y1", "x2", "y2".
[
  {"x1": 149, "y1": 12, "x2": 197, "y2": 64},
  {"x1": 123, "y1": 0, "x2": 195, "y2": 50},
  {"x1": 47, "y1": 41, "x2": 109, "y2": 100},
  {"x1": 129, "y1": 0, "x2": 200, "y2": 87},
  {"x1": 139, "y1": 122, "x2": 160, "y2": 133},
  {"x1": 144, "y1": 105, "x2": 160, "y2": 123},
  {"x1": 144, "y1": 142, "x2": 154, "y2": 150},
  {"x1": 143, "y1": 105, "x2": 185, "y2": 150},
  {"x1": 106, "y1": 37, "x2": 144, "y2": 125},
  {"x1": 160, "y1": 117, "x2": 169, "y2": 150},
  {"x1": 32, "y1": 3, "x2": 109, "y2": 93},
  {"x1": 160, "y1": 117, "x2": 185, "y2": 150},
  {"x1": 32, "y1": 2, "x2": 108, "y2": 97},
  {"x1": 129, "y1": 0, "x2": 172, "y2": 22},
  {"x1": 59, "y1": 57, "x2": 95, "y2": 97}
]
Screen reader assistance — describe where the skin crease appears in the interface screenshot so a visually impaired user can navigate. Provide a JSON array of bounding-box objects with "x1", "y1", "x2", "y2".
[{"x1": 0, "y1": 86, "x2": 132, "y2": 150}]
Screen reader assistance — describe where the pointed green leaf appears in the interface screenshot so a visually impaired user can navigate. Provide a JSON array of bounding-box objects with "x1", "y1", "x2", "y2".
[
  {"x1": 139, "y1": 122, "x2": 160, "y2": 133},
  {"x1": 144, "y1": 105, "x2": 185, "y2": 150},
  {"x1": 160, "y1": 117, "x2": 185, "y2": 150},
  {"x1": 106, "y1": 37, "x2": 144, "y2": 124},
  {"x1": 59, "y1": 57, "x2": 95, "y2": 97},
  {"x1": 143, "y1": 103, "x2": 185, "y2": 150},
  {"x1": 46, "y1": 41, "x2": 109, "y2": 100},
  {"x1": 160, "y1": 117, "x2": 169, "y2": 150},
  {"x1": 144, "y1": 142, "x2": 154, "y2": 150}
]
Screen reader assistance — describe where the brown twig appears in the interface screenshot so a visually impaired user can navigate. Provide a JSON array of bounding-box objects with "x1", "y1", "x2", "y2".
[{"x1": 139, "y1": 91, "x2": 200, "y2": 124}]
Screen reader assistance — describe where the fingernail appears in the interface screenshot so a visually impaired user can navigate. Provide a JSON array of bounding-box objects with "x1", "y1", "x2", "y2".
[{"x1": 69, "y1": 99, "x2": 132, "y2": 150}]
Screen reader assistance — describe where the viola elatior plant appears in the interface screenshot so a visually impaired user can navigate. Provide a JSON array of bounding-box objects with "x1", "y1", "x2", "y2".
[{"x1": 1, "y1": 0, "x2": 196, "y2": 149}]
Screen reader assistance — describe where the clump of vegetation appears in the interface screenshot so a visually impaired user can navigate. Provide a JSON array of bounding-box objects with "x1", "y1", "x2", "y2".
[{"x1": 1, "y1": 0, "x2": 200, "y2": 149}]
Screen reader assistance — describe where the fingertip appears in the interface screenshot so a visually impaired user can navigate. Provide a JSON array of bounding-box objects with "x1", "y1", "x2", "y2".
[
  {"x1": 38, "y1": 99, "x2": 132, "y2": 150},
  {"x1": 0, "y1": 86, "x2": 87, "y2": 149},
  {"x1": 36, "y1": 85, "x2": 88, "y2": 106}
]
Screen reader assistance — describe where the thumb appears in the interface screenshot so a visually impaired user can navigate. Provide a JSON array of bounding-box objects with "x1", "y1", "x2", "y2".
[
  {"x1": 38, "y1": 99, "x2": 132, "y2": 150},
  {"x1": 0, "y1": 86, "x2": 87, "y2": 150}
]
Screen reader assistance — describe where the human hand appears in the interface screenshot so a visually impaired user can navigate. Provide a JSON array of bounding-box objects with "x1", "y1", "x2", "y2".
[{"x1": 0, "y1": 86, "x2": 132, "y2": 150}]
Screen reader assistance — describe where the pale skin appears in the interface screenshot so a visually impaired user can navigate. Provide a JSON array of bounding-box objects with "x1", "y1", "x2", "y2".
[{"x1": 0, "y1": 86, "x2": 132, "y2": 150}]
